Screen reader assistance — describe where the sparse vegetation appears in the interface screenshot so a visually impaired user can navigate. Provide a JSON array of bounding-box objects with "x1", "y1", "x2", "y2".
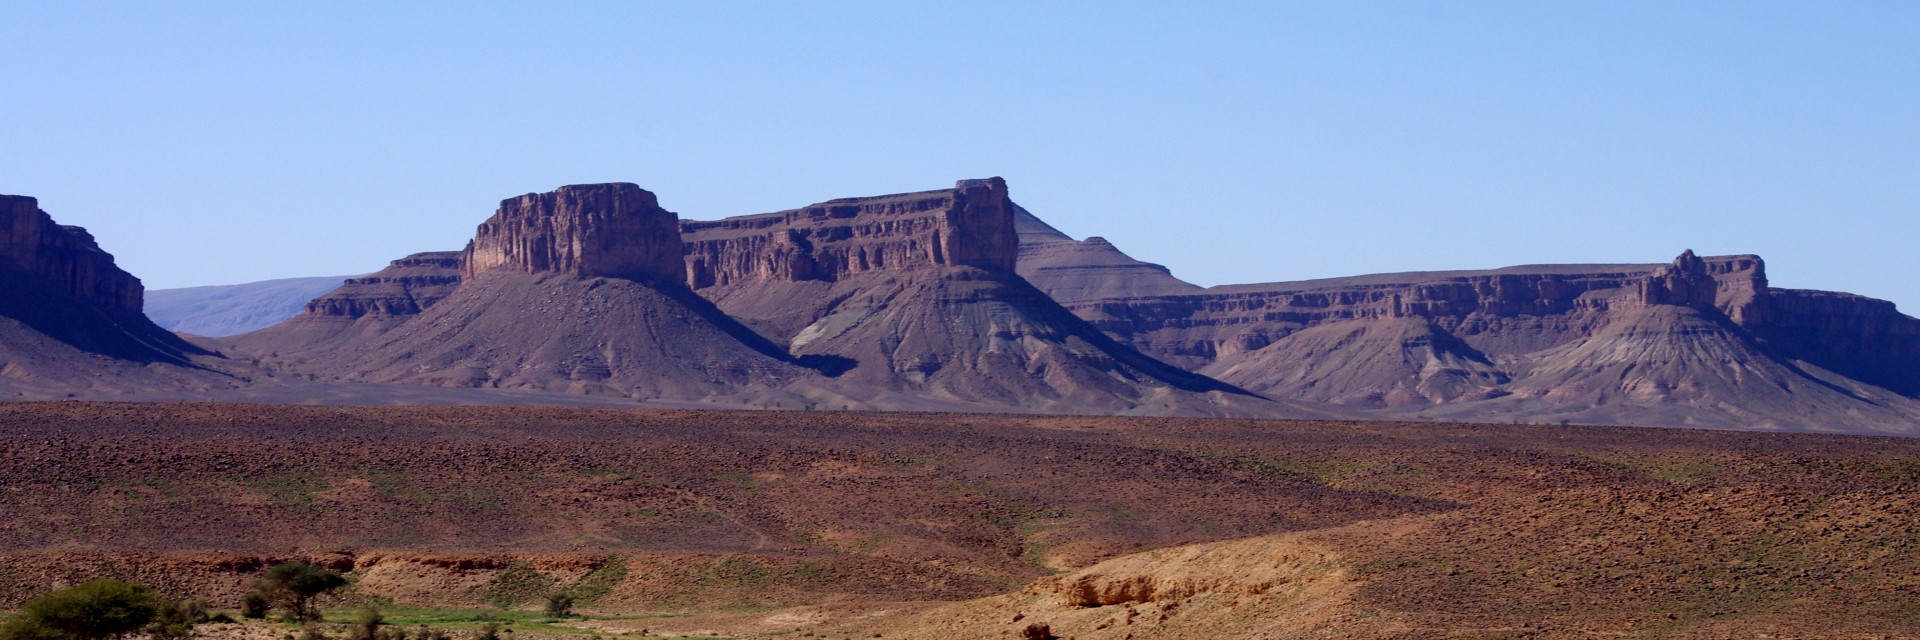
[
  {"x1": 541, "y1": 592, "x2": 574, "y2": 619},
  {"x1": 0, "y1": 579, "x2": 159, "y2": 640},
  {"x1": 255, "y1": 562, "x2": 349, "y2": 621}
]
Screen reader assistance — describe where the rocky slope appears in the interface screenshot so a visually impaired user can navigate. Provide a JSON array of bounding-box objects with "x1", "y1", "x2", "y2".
[
  {"x1": 0, "y1": 195, "x2": 231, "y2": 397},
  {"x1": 680, "y1": 178, "x2": 1283, "y2": 416},
  {"x1": 227, "y1": 184, "x2": 819, "y2": 404},
  {"x1": 1016, "y1": 207, "x2": 1920, "y2": 432}
]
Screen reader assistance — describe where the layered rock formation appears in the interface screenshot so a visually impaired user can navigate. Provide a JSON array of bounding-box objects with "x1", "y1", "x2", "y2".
[
  {"x1": 1, "y1": 195, "x2": 146, "y2": 315},
  {"x1": 1014, "y1": 209, "x2": 1920, "y2": 432},
  {"x1": 230, "y1": 184, "x2": 815, "y2": 404},
  {"x1": 465, "y1": 184, "x2": 686, "y2": 282},
  {"x1": 0, "y1": 195, "x2": 225, "y2": 397},
  {"x1": 680, "y1": 179, "x2": 1284, "y2": 416}
]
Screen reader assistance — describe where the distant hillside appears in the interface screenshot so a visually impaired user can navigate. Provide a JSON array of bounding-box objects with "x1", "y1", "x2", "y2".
[{"x1": 145, "y1": 275, "x2": 354, "y2": 337}]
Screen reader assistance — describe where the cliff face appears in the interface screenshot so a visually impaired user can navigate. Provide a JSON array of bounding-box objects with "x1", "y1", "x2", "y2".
[
  {"x1": 463, "y1": 183, "x2": 687, "y2": 283},
  {"x1": 682, "y1": 178, "x2": 1018, "y2": 289},
  {"x1": 304, "y1": 252, "x2": 463, "y2": 319},
  {"x1": 678, "y1": 179, "x2": 1277, "y2": 417},
  {"x1": 0, "y1": 195, "x2": 145, "y2": 315},
  {"x1": 0, "y1": 194, "x2": 217, "y2": 393}
]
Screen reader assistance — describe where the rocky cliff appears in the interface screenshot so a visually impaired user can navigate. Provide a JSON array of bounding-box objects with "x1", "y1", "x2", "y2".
[
  {"x1": 1, "y1": 195, "x2": 145, "y2": 315},
  {"x1": 464, "y1": 183, "x2": 687, "y2": 283},
  {"x1": 1013, "y1": 207, "x2": 1920, "y2": 431},
  {"x1": 683, "y1": 178, "x2": 1017, "y2": 289},
  {"x1": 679, "y1": 179, "x2": 1287, "y2": 417},
  {"x1": 304, "y1": 252, "x2": 463, "y2": 319},
  {"x1": 229, "y1": 184, "x2": 816, "y2": 405},
  {"x1": 0, "y1": 194, "x2": 227, "y2": 398}
]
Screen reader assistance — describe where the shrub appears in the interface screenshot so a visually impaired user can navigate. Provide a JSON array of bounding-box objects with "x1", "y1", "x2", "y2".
[
  {"x1": 254, "y1": 562, "x2": 348, "y2": 621},
  {"x1": 241, "y1": 592, "x2": 271, "y2": 619},
  {"x1": 542, "y1": 592, "x2": 575, "y2": 618},
  {"x1": 348, "y1": 606, "x2": 384, "y2": 640},
  {"x1": 147, "y1": 596, "x2": 212, "y2": 639},
  {"x1": 0, "y1": 579, "x2": 159, "y2": 640}
]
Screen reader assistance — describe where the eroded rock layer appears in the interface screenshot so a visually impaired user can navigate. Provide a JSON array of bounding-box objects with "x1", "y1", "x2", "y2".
[
  {"x1": 679, "y1": 179, "x2": 1279, "y2": 417},
  {"x1": 229, "y1": 184, "x2": 814, "y2": 404},
  {"x1": 1013, "y1": 208, "x2": 1920, "y2": 432}
]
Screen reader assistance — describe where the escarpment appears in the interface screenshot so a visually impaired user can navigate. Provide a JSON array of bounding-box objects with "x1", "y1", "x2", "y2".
[
  {"x1": 229, "y1": 184, "x2": 814, "y2": 403},
  {"x1": 1013, "y1": 207, "x2": 1920, "y2": 431},
  {"x1": 0, "y1": 195, "x2": 207, "y2": 363},
  {"x1": 464, "y1": 183, "x2": 687, "y2": 282},
  {"x1": 302, "y1": 251, "x2": 464, "y2": 319},
  {"x1": 680, "y1": 179, "x2": 1285, "y2": 417},
  {"x1": 684, "y1": 177, "x2": 1017, "y2": 288},
  {"x1": 1, "y1": 195, "x2": 147, "y2": 315}
]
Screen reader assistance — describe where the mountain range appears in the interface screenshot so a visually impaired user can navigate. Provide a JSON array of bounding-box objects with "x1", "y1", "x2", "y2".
[{"x1": 9, "y1": 180, "x2": 1920, "y2": 433}]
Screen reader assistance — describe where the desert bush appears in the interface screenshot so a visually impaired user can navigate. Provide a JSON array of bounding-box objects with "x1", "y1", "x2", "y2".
[
  {"x1": 473, "y1": 621, "x2": 502, "y2": 640},
  {"x1": 347, "y1": 606, "x2": 383, "y2": 640},
  {"x1": 147, "y1": 596, "x2": 212, "y2": 639},
  {"x1": 297, "y1": 624, "x2": 329, "y2": 640},
  {"x1": 240, "y1": 591, "x2": 271, "y2": 619},
  {"x1": 254, "y1": 562, "x2": 348, "y2": 621},
  {"x1": 0, "y1": 579, "x2": 159, "y2": 640},
  {"x1": 542, "y1": 592, "x2": 575, "y2": 618}
]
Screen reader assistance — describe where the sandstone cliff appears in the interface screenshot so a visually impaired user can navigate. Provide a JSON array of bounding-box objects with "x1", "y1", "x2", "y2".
[
  {"x1": 679, "y1": 179, "x2": 1289, "y2": 417},
  {"x1": 229, "y1": 184, "x2": 815, "y2": 405},
  {"x1": 464, "y1": 183, "x2": 687, "y2": 283},
  {"x1": 1, "y1": 195, "x2": 146, "y2": 315},
  {"x1": 0, "y1": 194, "x2": 226, "y2": 398},
  {"x1": 1013, "y1": 208, "x2": 1920, "y2": 432}
]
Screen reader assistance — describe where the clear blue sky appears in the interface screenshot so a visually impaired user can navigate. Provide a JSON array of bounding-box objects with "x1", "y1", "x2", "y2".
[{"x1": 4, "y1": 2, "x2": 1916, "y2": 311}]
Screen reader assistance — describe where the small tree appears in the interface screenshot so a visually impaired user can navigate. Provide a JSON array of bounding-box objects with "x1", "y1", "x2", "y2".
[
  {"x1": 0, "y1": 579, "x2": 159, "y2": 640},
  {"x1": 254, "y1": 562, "x2": 348, "y2": 621},
  {"x1": 542, "y1": 592, "x2": 575, "y2": 618}
]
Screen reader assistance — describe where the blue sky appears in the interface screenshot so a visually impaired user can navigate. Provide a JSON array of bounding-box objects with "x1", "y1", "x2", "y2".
[{"x1": 3, "y1": 2, "x2": 1916, "y2": 310}]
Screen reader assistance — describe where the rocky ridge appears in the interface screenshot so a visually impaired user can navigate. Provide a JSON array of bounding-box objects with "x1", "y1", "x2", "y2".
[{"x1": 679, "y1": 178, "x2": 1280, "y2": 416}]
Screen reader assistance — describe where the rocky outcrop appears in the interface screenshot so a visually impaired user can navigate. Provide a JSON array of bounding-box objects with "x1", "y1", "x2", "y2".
[
  {"x1": 678, "y1": 179, "x2": 1282, "y2": 417},
  {"x1": 464, "y1": 183, "x2": 686, "y2": 283},
  {"x1": 1, "y1": 195, "x2": 145, "y2": 315},
  {"x1": 304, "y1": 252, "x2": 462, "y2": 319},
  {"x1": 228, "y1": 184, "x2": 817, "y2": 405},
  {"x1": 682, "y1": 178, "x2": 1017, "y2": 289},
  {"x1": 1013, "y1": 207, "x2": 1920, "y2": 430}
]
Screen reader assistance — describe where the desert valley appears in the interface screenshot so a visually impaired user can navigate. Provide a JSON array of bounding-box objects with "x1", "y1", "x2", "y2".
[{"x1": 2, "y1": 177, "x2": 1920, "y2": 638}]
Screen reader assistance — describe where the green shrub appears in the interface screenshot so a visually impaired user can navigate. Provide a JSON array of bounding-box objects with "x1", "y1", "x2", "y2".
[
  {"x1": 0, "y1": 579, "x2": 159, "y2": 640},
  {"x1": 147, "y1": 596, "x2": 211, "y2": 639},
  {"x1": 241, "y1": 592, "x2": 271, "y2": 619},
  {"x1": 542, "y1": 592, "x2": 575, "y2": 618}
]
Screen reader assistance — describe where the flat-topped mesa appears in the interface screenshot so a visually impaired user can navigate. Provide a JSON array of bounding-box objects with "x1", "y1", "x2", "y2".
[
  {"x1": 462, "y1": 183, "x2": 688, "y2": 283},
  {"x1": 304, "y1": 251, "x2": 464, "y2": 318},
  {"x1": 681, "y1": 177, "x2": 1018, "y2": 288},
  {"x1": 0, "y1": 195, "x2": 144, "y2": 315}
]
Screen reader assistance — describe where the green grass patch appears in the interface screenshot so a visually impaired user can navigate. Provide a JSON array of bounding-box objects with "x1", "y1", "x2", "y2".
[{"x1": 473, "y1": 562, "x2": 556, "y2": 609}]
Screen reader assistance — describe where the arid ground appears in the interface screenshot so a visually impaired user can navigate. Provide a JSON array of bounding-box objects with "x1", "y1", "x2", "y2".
[{"x1": 2, "y1": 402, "x2": 1917, "y2": 639}]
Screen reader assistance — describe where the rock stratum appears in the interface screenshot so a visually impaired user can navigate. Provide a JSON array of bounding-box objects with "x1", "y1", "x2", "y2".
[
  {"x1": 679, "y1": 178, "x2": 1279, "y2": 416},
  {"x1": 228, "y1": 184, "x2": 823, "y2": 405},
  {"x1": 6, "y1": 177, "x2": 1914, "y2": 432},
  {"x1": 1016, "y1": 217, "x2": 1920, "y2": 432},
  {"x1": 0, "y1": 195, "x2": 229, "y2": 397}
]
